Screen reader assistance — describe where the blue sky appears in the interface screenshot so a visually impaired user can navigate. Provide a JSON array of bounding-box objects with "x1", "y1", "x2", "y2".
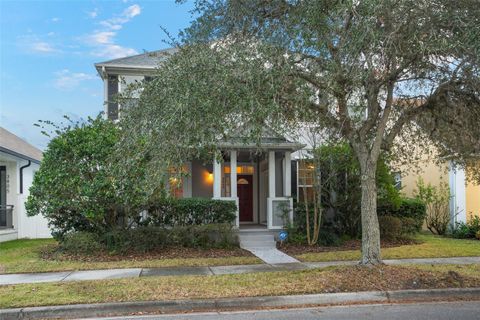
[{"x1": 0, "y1": 0, "x2": 195, "y2": 149}]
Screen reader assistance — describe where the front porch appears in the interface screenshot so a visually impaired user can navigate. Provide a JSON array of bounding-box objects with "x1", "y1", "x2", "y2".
[{"x1": 211, "y1": 146, "x2": 298, "y2": 230}]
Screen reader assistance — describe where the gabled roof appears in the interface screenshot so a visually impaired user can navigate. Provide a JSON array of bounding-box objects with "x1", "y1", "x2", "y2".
[
  {"x1": 0, "y1": 127, "x2": 43, "y2": 163},
  {"x1": 95, "y1": 48, "x2": 178, "y2": 75}
]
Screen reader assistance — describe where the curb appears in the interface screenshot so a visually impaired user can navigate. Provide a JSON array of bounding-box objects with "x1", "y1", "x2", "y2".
[{"x1": 1, "y1": 288, "x2": 479, "y2": 319}]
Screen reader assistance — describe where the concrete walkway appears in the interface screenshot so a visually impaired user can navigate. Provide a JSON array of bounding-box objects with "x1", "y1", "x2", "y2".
[
  {"x1": 0, "y1": 256, "x2": 479, "y2": 286},
  {"x1": 238, "y1": 230, "x2": 300, "y2": 264},
  {"x1": 245, "y1": 248, "x2": 300, "y2": 264}
]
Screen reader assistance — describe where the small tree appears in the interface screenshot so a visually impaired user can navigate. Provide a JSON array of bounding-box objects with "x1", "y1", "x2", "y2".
[
  {"x1": 414, "y1": 178, "x2": 451, "y2": 235},
  {"x1": 26, "y1": 116, "x2": 148, "y2": 239}
]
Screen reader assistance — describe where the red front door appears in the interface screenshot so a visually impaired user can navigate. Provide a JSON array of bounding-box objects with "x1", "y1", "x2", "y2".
[{"x1": 238, "y1": 175, "x2": 253, "y2": 222}]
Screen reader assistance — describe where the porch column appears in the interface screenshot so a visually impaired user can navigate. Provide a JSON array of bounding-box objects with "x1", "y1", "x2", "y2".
[
  {"x1": 284, "y1": 151, "x2": 291, "y2": 197},
  {"x1": 230, "y1": 150, "x2": 237, "y2": 199},
  {"x1": 230, "y1": 150, "x2": 239, "y2": 227},
  {"x1": 213, "y1": 156, "x2": 222, "y2": 198},
  {"x1": 268, "y1": 151, "x2": 276, "y2": 198}
]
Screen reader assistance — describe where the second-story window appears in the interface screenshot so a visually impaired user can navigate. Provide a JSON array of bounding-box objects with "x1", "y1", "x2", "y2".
[{"x1": 107, "y1": 75, "x2": 119, "y2": 121}]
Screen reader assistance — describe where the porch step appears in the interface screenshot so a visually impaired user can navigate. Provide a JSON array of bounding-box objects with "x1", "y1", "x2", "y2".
[{"x1": 238, "y1": 232, "x2": 276, "y2": 249}]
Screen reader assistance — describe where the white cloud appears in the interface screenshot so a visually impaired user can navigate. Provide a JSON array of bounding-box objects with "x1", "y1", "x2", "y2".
[
  {"x1": 98, "y1": 4, "x2": 141, "y2": 31},
  {"x1": 123, "y1": 4, "x2": 141, "y2": 19},
  {"x1": 87, "y1": 8, "x2": 99, "y2": 18},
  {"x1": 87, "y1": 31, "x2": 116, "y2": 45},
  {"x1": 82, "y1": 4, "x2": 141, "y2": 59},
  {"x1": 53, "y1": 69, "x2": 95, "y2": 90},
  {"x1": 18, "y1": 33, "x2": 61, "y2": 54},
  {"x1": 51, "y1": 17, "x2": 60, "y2": 22},
  {"x1": 91, "y1": 45, "x2": 138, "y2": 59},
  {"x1": 31, "y1": 41, "x2": 57, "y2": 53}
]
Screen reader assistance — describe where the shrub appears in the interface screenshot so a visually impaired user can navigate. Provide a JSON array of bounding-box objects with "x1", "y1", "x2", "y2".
[
  {"x1": 414, "y1": 178, "x2": 451, "y2": 235},
  {"x1": 146, "y1": 198, "x2": 237, "y2": 226},
  {"x1": 400, "y1": 217, "x2": 418, "y2": 235},
  {"x1": 378, "y1": 215, "x2": 403, "y2": 240},
  {"x1": 476, "y1": 230, "x2": 480, "y2": 240},
  {"x1": 26, "y1": 116, "x2": 148, "y2": 240},
  {"x1": 62, "y1": 224, "x2": 238, "y2": 255},
  {"x1": 317, "y1": 228, "x2": 342, "y2": 246},
  {"x1": 451, "y1": 216, "x2": 480, "y2": 239},
  {"x1": 378, "y1": 198, "x2": 426, "y2": 232},
  {"x1": 60, "y1": 232, "x2": 103, "y2": 255}
]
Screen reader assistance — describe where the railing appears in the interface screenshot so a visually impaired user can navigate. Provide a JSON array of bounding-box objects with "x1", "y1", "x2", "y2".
[
  {"x1": 267, "y1": 197, "x2": 293, "y2": 229},
  {"x1": 0, "y1": 205, "x2": 14, "y2": 228}
]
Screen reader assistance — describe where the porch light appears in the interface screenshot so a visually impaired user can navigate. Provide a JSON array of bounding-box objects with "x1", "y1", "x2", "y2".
[{"x1": 204, "y1": 170, "x2": 214, "y2": 183}]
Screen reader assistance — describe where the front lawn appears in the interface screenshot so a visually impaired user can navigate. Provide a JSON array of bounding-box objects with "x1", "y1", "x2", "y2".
[
  {"x1": 0, "y1": 264, "x2": 479, "y2": 309},
  {"x1": 0, "y1": 239, "x2": 260, "y2": 274},
  {"x1": 284, "y1": 233, "x2": 480, "y2": 262}
]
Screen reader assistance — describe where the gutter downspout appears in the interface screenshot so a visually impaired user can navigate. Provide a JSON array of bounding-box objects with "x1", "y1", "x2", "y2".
[{"x1": 20, "y1": 160, "x2": 31, "y2": 194}]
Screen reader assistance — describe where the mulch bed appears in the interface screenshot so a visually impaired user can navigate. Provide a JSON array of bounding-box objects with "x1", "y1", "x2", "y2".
[
  {"x1": 278, "y1": 238, "x2": 421, "y2": 255},
  {"x1": 41, "y1": 245, "x2": 253, "y2": 262}
]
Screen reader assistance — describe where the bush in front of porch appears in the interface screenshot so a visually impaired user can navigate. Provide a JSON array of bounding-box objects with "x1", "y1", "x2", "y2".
[
  {"x1": 58, "y1": 198, "x2": 238, "y2": 255},
  {"x1": 55, "y1": 198, "x2": 238, "y2": 255}
]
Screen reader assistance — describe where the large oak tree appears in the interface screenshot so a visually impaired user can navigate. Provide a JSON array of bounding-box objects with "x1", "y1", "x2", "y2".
[{"x1": 120, "y1": 0, "x2": 480, "y2": 264}]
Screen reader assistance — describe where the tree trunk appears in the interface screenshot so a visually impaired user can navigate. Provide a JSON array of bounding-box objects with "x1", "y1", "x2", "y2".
[{"x1": 359, "y1": 164, "x2": 382, "y2": 265}]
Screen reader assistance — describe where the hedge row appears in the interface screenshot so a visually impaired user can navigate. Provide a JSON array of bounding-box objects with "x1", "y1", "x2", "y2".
[
  {"x1": 62, "y1": 224, "x2": 238, "y2": 255},
  {"x1": 145, "y1": 198, "x2": 237, "y2": 227},
  {"x1": 378, "y1": 198, "x2": 426, "y2": 232}
]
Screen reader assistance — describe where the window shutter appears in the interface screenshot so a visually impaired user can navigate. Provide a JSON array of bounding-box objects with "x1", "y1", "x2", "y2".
[{"x1": 107, "y1": 75, "x2": 119, "y2": 120}]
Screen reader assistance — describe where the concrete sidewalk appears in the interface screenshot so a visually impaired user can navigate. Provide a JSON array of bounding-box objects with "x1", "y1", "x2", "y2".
[{"x1": 0, "y1": 256, "x2": 479, "y2": 286}]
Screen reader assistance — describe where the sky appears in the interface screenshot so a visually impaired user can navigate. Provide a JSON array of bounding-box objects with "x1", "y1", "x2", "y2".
[{"x1": 0, "y1": 0, "x2": 195, "y2": 150}]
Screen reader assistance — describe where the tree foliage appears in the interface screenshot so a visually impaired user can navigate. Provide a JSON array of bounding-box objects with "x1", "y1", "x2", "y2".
[
  {"x1": 120, "y1": 0, "x2": 480, "y2": 263},
  {"x1": 26, "y1": 116, "x2": 148, "y2": 239}
]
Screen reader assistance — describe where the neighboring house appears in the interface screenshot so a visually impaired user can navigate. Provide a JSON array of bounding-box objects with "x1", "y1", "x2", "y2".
[
  {"x1": 399, "y1": 155, "x2": 480, "y2": 226},
  {"x1": 0, "y1": 127, "x2": 51, "y2": 242},
  {"x1": 95, "y1": 49, "x2": 306, "y2": 230}
]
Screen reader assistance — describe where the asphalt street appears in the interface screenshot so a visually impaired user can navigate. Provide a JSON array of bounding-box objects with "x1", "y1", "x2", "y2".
[{"x1": 85, "y1": 301, "x2": 480, "y2": 320}]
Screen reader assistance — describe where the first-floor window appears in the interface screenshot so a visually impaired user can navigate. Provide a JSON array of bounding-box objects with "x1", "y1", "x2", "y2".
[
  {"x1": 169, "y1": 177, "x2": 183, "y2": 199},
  {"x1": 169, "y1": 166, "x2": 188, "y2": 199},
  {"x1": 297, "y1": 160, "x2": 315, "y2": 202}
]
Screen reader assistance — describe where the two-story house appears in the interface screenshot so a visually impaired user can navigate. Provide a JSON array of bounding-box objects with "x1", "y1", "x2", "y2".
[{"x1": 95, "y1": 49, "x2": 308, "y2": 231}]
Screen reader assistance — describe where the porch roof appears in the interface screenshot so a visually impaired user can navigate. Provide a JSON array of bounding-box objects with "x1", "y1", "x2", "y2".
[{"x1": 217, "y1": 125, "x2": 306, "y2": 151}]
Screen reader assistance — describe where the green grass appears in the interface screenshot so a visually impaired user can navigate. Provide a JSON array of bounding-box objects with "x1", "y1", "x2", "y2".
[
  {"x1": 2, "y1": 234, "x2": 478, "y2": 274},
  {"x1": 0, "y1": 239, "x2": 260, "y2": 274},
  {"x1": 1, "y1": 264, "x2": 479, "y2": 309},
  {"x1": 294, "y1": 233, "x2": 480, "y2": 262}
]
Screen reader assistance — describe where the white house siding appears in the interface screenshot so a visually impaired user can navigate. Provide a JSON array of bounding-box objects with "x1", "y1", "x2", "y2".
[
  {"x1": 16, "y1": 162, "x2": 51, "y2": 239},
  {"x1": 0, "y1": 153, "x2": 51, "y2": 242}
]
